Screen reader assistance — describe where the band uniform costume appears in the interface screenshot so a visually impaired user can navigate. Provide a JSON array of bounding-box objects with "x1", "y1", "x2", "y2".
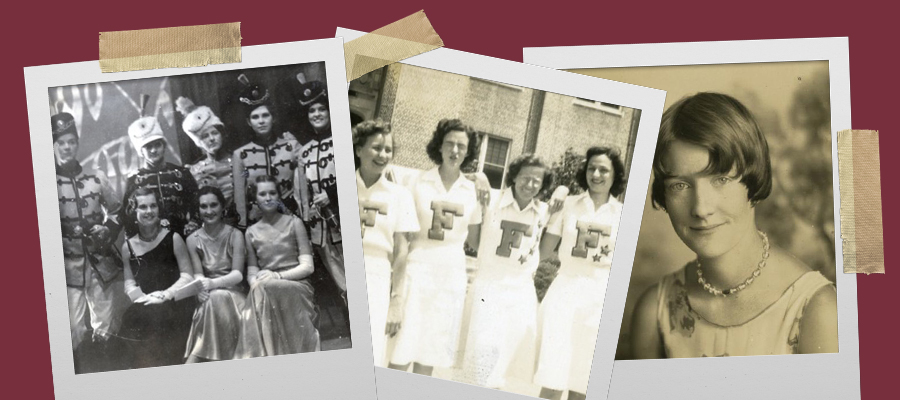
[{"x1": 53, "y1": 112, "x2": 130, "y2": 350}]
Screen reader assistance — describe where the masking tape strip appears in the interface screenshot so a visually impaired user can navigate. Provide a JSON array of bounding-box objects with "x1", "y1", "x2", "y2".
[
  {"x1": 837, "y1": 129, "x2": 885, "y2": 274},
  {"x1": 99, "y1": 22, "x2": 242, "y2": 73},
  {"x1": 343, "y1": 10, "x2": 443, "y2": 82}
]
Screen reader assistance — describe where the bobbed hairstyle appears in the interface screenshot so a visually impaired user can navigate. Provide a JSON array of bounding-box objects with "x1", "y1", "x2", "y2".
[
  {"x1": 506, "y1": 154, "x2": 554, "y2": 197},
  {"x1": 576, "y1": 146, "x2": 627, "y2": 197},
  {"x1": 352, "y1": 119, "x2": 392, "y2": 169},
  {"x1": 650, "y1": 92, "x2": 772, "y2": 210},
  {"x1": 425, "y1": 119, "x2": 479, "y2": 168},
  {"x1": 196, "y1": 186, "x2": 227, "y2": 218}
]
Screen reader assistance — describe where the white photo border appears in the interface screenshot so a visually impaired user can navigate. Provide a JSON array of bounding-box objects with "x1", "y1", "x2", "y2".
[
  {"x1": 337, "y1": 27, "x2": 667, "y2": 400},
  {"x1": 524, "y1": 37, "x2": 860, "y2": 399},
  {"x1": 25, "y1": 38, "x2": 376, "y2": 400}
]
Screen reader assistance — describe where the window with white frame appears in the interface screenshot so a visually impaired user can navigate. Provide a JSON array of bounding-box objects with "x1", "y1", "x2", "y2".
[
  {"x1": 477, "y1": 135, "x2": 511, "y2": 189},
  {"x1": 573, "y1": 97, "x2": 623, "y2": 115}
]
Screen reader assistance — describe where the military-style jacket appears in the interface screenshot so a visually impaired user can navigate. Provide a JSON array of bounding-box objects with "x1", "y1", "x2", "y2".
[
  {"x1": 119, "y1": 162, "x2": 200, "y2": 237},
  {"x1": 298, "y1": 133, "x2": 341, "y2": 245},
  {"x1": 56, "y1": 162, "x2": 122, "y2": 287},
  {"x1": 233, "y1": 135, "x2": 300, "y2": 224}
]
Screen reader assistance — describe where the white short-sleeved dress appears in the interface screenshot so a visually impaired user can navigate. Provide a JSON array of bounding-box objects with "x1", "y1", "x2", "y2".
[
  {"x1": 462, "y1": 188, "x2": 548, "y2": 388},
  {"x1": 534, "y1": 193, "x2": 622, "y2": 393},
  {"x1": 390, "y1": 167, "x2": 482, "y2": 368},
  {"x1": 356, "y1": 170, "x2": 420, "y2": 366}
]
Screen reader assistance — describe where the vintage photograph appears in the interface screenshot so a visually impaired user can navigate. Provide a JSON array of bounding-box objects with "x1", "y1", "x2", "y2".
[
  {"x1": 572, "y1": 62, "x2": 839, "y2": 360},
  {"x1": 349, "y1": 63, "x2": 641, "y2": 399},
  {"x1": 49, "y1": 61, "x2": 351, "y2": 373}
]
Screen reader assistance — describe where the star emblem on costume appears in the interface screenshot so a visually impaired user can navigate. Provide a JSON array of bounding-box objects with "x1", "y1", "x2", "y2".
[
  {"x1": 519, "y1": 255, "x2": 529, "y2": 264},
  {"x1": 592, "y1": 253, "x2": 603, "y2": 263},
  {"x1": 600, "y1": 244, "x2": 611, "y2": 256}
]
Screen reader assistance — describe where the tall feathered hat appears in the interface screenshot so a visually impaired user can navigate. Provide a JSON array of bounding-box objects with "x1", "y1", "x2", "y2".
[
  {"x1": 176, "y1": 96, "x2": 223, "y2": 148},
  {"x1": 293, "y1": 74, "x2": 328, "y2": 108},
  {"x1": 128, "y1": 94, "x2": 166, "y2": 151},
  {"x1": 236, "y1": 74, "x2": 271, "y2": 114},
  {"x1": 51, "y1": 102, "x2": 78, "y2": 142}
]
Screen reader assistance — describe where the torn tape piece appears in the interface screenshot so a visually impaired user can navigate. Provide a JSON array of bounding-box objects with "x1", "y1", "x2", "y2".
[
  {"x1": 99, "y1": 22, "x2": 241, "y2": 73},
  {"x1": 837, "y1": 129, "x2": 885, "y2": 274},
  {"x1": 343, "y1": 10, "x2": 443, "y2": 82}
]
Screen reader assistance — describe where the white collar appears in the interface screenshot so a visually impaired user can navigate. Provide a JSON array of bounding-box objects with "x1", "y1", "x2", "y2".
[{"x1": 498, "y1": 187, "x2": 539, "y2": 213}]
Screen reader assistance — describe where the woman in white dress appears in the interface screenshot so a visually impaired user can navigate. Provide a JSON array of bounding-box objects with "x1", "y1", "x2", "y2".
[
  {"x1": 353, "y1": 119, "x2": 420, "y2": 366},
  {"x1": 534, "y1": 146, "x2": 627, "y2": 400},
  {"x1": 461, "y1": 154, "x2": 554, "y2": 389},
  {"x1": 388, "y1": 119, "x2": 483, "y2": 376}
]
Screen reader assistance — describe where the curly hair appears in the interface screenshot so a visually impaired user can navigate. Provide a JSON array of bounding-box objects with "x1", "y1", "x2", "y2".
[
  {"x1": 124, "y1": 187, "x2": 159, "y2": 236},
  {"x1": 650, "y1": 92, "x2": 772, "y2": 210},
  {"x1": 576, "y1": 146, "x2": 627, "y2": 197},
  {"x1": 246, "y1": 175, "x2": 279, "y2": 204},
  {"x1": 505, "y1": 154, "x2": 554, "y2": 198},
  {"x1": 352, "y1": 119, "x2": 392, "y2": 169},
  {"x1": 424, "y1": 119, "x2": 479, "y2": 168}
]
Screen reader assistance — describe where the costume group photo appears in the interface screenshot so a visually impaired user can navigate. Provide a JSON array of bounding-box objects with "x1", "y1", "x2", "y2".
[{"x1": 50, "y1": 62, "x2": 350, "y2": 373}]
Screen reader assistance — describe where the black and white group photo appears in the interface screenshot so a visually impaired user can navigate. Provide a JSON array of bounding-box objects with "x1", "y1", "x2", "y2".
[
  {"x1": 348, "y1": 63, "x2": 641, "y2": 399},
  {"x1": 50, "y1": 61, "x2": 351, "y2": 374},
  {"x1": 591, "y1": 61, "x2": 841, "y2": 361}
]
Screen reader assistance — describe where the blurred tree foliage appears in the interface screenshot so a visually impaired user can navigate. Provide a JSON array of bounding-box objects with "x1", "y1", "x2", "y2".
[
  {"x1": 746, "y1": 70, "x2": 836, "y2": 282},
  {"x1": 539, "y1": 147, "x2": 585, "y2": 202},
  {"x1": 534, "y1": 258, "x2": 560, "y2": 302}
]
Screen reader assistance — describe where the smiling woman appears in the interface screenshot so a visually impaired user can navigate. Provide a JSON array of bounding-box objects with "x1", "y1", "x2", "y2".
[{"x1": 630, "y1": 92, "x2": 838, "y2": 359}]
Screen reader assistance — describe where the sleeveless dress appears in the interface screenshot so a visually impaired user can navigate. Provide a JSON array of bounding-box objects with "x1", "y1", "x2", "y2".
[
  {"x1": 461, "y1": 188, "x2": 548, "y2": 388},
  {"x1": 184, "y1": 225, "x2": 247, "y2": 361},
  {"x1": 235, "y1": 215, "x2": 319, "y2": 357},
  {"x1": 119, "y1": 231, "x2": 196, "y2": 367},
  {"x1": 657, "y1": 268, "x2": 835, "y2": 358}
]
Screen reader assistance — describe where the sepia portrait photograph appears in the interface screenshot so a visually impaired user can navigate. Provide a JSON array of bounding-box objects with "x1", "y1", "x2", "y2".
[
  {"x1": 524, "y1": 37, "x2": 859, "y2": 400},
  {"x1": 27, "y1": 39, "x2": 378, "y2": 400},
  {"x1": 339, "y1": 26, "x2": 667, "y2": 399}
]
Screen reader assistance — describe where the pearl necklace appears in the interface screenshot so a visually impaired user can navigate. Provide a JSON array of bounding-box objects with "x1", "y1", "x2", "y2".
[{"x1": 696, "y1": 231, "x2": 770, "y2": 297}]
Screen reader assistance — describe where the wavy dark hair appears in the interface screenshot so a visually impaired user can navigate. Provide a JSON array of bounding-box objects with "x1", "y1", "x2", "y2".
[
  {"x1": 650, "y1": 92, "x2": 772, "y2": 210},
  {"x1": 505, "y1": 154, "x2": 554, "y2": 198},
  {"x1": 425, "y1": 119, "x2": 479, "y2": 168},
  {"x1": 576, "y1": 146, "x2": 627, "y2": 197},
  {"x1": 124, "y1": 187, "x2": 159, "y2": 236},
  {"x1": 352, "y1": 119, "x2": 392, "y2": 169},
  {"x1": 196, "y1": 186, "x2": 227, "y2": 221}
]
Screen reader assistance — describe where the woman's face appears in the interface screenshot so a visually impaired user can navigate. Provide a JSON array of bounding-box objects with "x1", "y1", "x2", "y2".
[
  {"x1": 356, "y1": 133, "x2": 393, "y2": 176},
  {"x1": 308, "y1": 102, "x2": 330, "y2": 131},
  {"x1": 440, "y1": 130, "x2": 469, "y2": 171},
  {"x1": 586, "y1": 154, "x2": 614, "y2": 196},
  {"x1": 198, "y1": 127, "x2": 223, "y2": 154},
  {"x1": 255, "y1": 181, "x2": 280, "y2": 213},
  {"x1": 198, "y1": 193, "x2": 223, "y2": 225},
  {"x1": 141, "y1": 139, "x2": 166, "y2": 165},
  {"x1": 513, "y1": 165, "x2": 546, "y2": 204},
  {"x1": 247, "y1": 106, "x2": 274, "y2": 136},
  {"x1": 53, "y1": 133, "x2": 78, "y2": 164},
  {"x1": 661, "y1": 140, "x2": 755, "y2": 259},
  {"x1": 134, "y1": 194, "x2": 159, "y2": 227}
]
